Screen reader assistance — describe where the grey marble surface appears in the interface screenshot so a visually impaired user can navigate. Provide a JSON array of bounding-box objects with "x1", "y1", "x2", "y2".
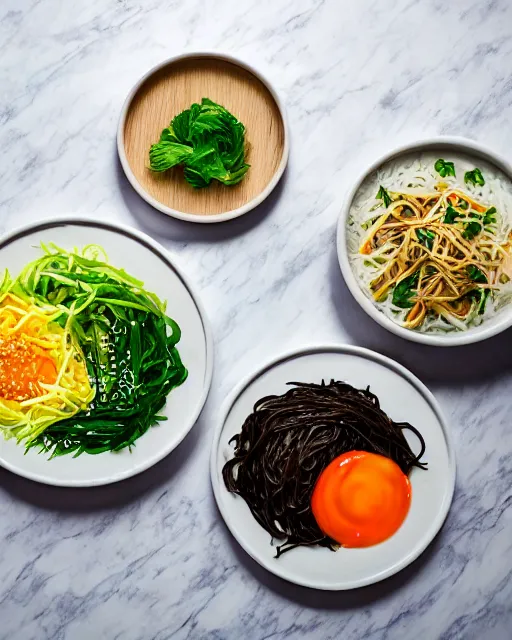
[{"x1": 1, "y1": 1, "x2": 512, "y2": 638}]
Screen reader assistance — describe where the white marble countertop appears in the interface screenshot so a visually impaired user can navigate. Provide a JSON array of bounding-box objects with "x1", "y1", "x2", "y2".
[{"x1": 1, "y1": 1, "x2": 512, "y2": 638}]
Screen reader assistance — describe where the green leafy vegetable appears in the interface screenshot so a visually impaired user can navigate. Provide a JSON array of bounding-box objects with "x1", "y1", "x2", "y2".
[
  {"x1": 479, "y1": 289, "x2": 490, "y2": 314},
  {"x1": 149, "y1": 98, "x2": 249, "y2": 189},
  {"x1": 392, "y1": 272, "x2": 419, "y2": 308},
  {"x1": 446, "y1": 207, "x2": 484, "y2": 240},
  {"x1": 416, "y1": 229, "x2": 435, "y2": 250},
  {"x1": 444, "y1": 205, "x2": 460, "y2": 224},
  {"x1": 148, "y1": 141, "x2": 193, "y2": 170},
  {"x1": 464, "y1": 168, "x2": 485, "y2": 187},
  {"x1": 376, "y1": 185, "x2": 392, "y2": 208},
  {"x1": 16, "y1": 245, "x2": 188, "y2": 458},
  {"x1": 467, "y1": 265, "x2": 487, "y2": 283},
  {"x1": 483, "y1": 206, "x2": 497, "y2": 225},
  {"x1": 459, "y1": 199, "x2": 469, "y2": 210},
  {"x1": 463, "y1": 221, "x2": 482, "y2": 240},
  {"x1": 361, "y1": 215, "x2": 380, "y2": 230},
  {"x1": 467, "y1": 288, "x2": 490, "y2": 315},
  {"x1": 434, "y1": 159, "x2": 456, "y2": 178}
]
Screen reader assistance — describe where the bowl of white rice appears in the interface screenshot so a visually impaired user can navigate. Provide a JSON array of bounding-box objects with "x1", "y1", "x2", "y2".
[{"x1": 337, "y1": 137, "x2": 512, "y2": 346}]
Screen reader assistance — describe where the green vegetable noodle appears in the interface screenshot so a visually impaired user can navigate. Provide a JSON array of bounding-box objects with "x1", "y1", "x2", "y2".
[
  {"x1": 0, "y1": 244, "x2": 187, "y2": 458},
  {"x1": 149, "y1": 98, "x2": 250, "y2": 189}
]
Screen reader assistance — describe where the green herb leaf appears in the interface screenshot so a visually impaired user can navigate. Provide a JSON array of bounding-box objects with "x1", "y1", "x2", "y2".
[
  {"x1": 483, "y1": 206, "x2": 497, "y2": 225},
  {"x1": 434, "y1": 159, "x2": 456, "y2": 178},
  {"x1": 376, "y1": 186, "x2": 392, "y2": 208},
  {"x1": 216, "y1": 164, "x2": 250, "y2": 186},
  {"x1": 361, "y1": 215, "x2": 380, "y2": 231},
  {"x1": 159, "y1": 128, "x2": 180, "y2": 144},
  {"x1": 464, "y1": 168, "x2": 485, "y2": 187},
  {"x1": 148, "y1": 141, "x2": 193, "y2": 172},
  {"x1": 415, "y1": 228, "x2": 435, "y2": 250},
  {"x1": 171, "y1": 106, "x2": 196, "y2": 143},
  {"x1": 444, "y1": 205, "x2": 460, "y2": 224},
  {"x1": 459, "y1": 199, "x2": 469, "y2": 210},
  {"x1": 467, "y1": 265, "x2": 487, "y2": 283},
  {"x1": 392, "y1": 272, "x2": 419, "y2": 308},
  {"x1": 467, "y1": 288, "x2": 490, "y2": 315},
  {"x1": 480, "y1": 289, "x2": 491, "y2": 314},
  {"x1": 462, "y1": 221, "x2": 482, "y2": 240},
  {"x1": 182, "y1": 166, "x2": 208, "y2": 189}
]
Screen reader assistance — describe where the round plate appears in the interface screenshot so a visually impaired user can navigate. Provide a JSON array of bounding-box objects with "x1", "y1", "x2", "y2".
[
  {"x1": 337, "y1": 136, "x2": 512, "y2": 346},
  {"x1": 210, "y1": 345, "x2": 455, "y2": 590},
  {"x1": 0, "y1": 217, "x2": 213, "y2": 487},
  {"x1": 117, "y1": 52, "x2": 289, "y2": 223}
]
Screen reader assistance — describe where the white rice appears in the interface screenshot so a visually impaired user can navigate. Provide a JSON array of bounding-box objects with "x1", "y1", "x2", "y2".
[{"x1": 347, "y1": 151, "x2": 512, "y2": 333}]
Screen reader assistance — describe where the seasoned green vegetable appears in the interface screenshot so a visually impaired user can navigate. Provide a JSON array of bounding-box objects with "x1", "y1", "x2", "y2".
[
  {"x1": 464, "y1": 168, "x2": 485, "y2": 187},
  {"x1": 444, "y1": 205, "x2": 460, "y2": 224},
  {"x1": 361, "y1": 215, "x2": 380, "y2": 230},
  {"x1": 12, "y1": 244, "x2": 188, "y2": 458},
  {"x1": 483, "y1": 206, "x2": 497, "y2": 225},
  {"x1": 434, "y1": 159, "x2": 456, "y2": 178},
  {"x1": 463, "y1": 220, "x2": 482, "y2": 240},
  {"x1": 444, "y1": 204, "x2": 491, "y2": 240},
  {"x1": 149, "y1": 98, "x2": 249, "y2": 188},
  {"x1": 467, "y1": 265, "x2": 487, "y2": 283},
  {"x1": 392, "y1": 273, "x2": 419, "y2": 308},
  {"x1": 467, "y1": 288, "x2": 490, "y2": 315},
  {"x1": 376, "y1": 185, "x2": 392, "y2": 208},
  {"x1": 416, "y1": 228, "x2": 435, "y2": 250}
]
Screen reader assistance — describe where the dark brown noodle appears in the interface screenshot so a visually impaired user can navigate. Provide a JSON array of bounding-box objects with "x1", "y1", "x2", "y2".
[{"x1": 222, "y1": 380, "x2": 427, "y2": 557}]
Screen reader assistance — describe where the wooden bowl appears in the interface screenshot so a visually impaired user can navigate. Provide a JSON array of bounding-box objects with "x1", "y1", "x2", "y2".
[{"x1": 118, "y1": 53, "x2": 289, "y2": 223}]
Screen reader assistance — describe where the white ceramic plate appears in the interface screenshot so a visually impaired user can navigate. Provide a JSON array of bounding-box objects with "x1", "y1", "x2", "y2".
[
  {"x1": 211, "y1": 345, "x2": 455, "y2": 590},
  {"x1": 0, "y1": 217, "x2": 213, "y2": 486},
  {"x1": 337, "y1": 137, "x2": 512, "y2": 346}
]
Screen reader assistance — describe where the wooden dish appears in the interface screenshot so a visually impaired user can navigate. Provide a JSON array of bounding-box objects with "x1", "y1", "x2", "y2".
[{"x1": 118, "y1": 52, "x2": 289, "y2": 223}]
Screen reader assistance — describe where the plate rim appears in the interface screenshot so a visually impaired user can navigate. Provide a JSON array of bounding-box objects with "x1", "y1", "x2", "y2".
[
  {"x1": 210, "y1": 343, "x2": 456, "y2": 590},
  {"x1": 337, "y1": 135, "x2": 512, "y2": 346},
  {"x1": 117, "y1": 50, "x2": 290, "y2": 224},
  {"x1": 0, "y1": 215, "x2": 214, "y2": 487}
]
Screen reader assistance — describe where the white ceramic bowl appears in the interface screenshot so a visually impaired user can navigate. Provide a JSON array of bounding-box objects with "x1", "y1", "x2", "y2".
[
  {"x1": 337, "y1": 137, "x2": 512, "y2": 346},
  {"x1": 117, "y1": 51, "x2": 290, "y2": 224},
  {"x1": 211, "y1": 344, "x2": 455, "y2": 590},
  {"x1": 0, "y1": 217, "x2": 213, "y2": 486}
]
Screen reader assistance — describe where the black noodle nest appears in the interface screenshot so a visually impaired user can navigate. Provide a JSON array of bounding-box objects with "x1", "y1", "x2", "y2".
[{"x1": 222, "y1": 380, "x2": 427, "y2": 557}]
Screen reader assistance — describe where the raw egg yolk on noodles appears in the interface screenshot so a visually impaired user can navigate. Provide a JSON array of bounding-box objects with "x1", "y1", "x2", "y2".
[
  {"x1": 0, "y1": 336, "x2": 58, "y2": 402},
  {"x1": 311, "y1": 451, "x2": 411, "y2": 547}
]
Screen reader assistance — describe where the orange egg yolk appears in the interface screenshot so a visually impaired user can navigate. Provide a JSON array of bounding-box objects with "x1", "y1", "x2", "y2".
[
  {"x1": 0, "y1": 336, "x2": 58, "y2": 401},
  {"x1": 311, "y1": 451, "x2": 411, "y2": 548}
]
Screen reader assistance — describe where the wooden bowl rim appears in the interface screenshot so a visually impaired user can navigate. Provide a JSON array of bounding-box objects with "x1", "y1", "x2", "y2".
[{"x1": 117, "y1": 51, "x2": 290, "y2": 224}]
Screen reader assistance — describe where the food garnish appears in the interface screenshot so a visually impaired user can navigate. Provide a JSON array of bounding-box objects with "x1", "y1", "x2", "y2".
[
  {"x1": 0, "y1": 244, "x2": 187, "y2": 457},
  {"x1": 149, "y1": 98, "x2": 249, "y2": 188}
]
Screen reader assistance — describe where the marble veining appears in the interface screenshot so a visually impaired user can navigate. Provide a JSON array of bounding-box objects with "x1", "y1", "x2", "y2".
[{"x1": 1, "y1": 0, "x2": 512, "y2": 638}]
